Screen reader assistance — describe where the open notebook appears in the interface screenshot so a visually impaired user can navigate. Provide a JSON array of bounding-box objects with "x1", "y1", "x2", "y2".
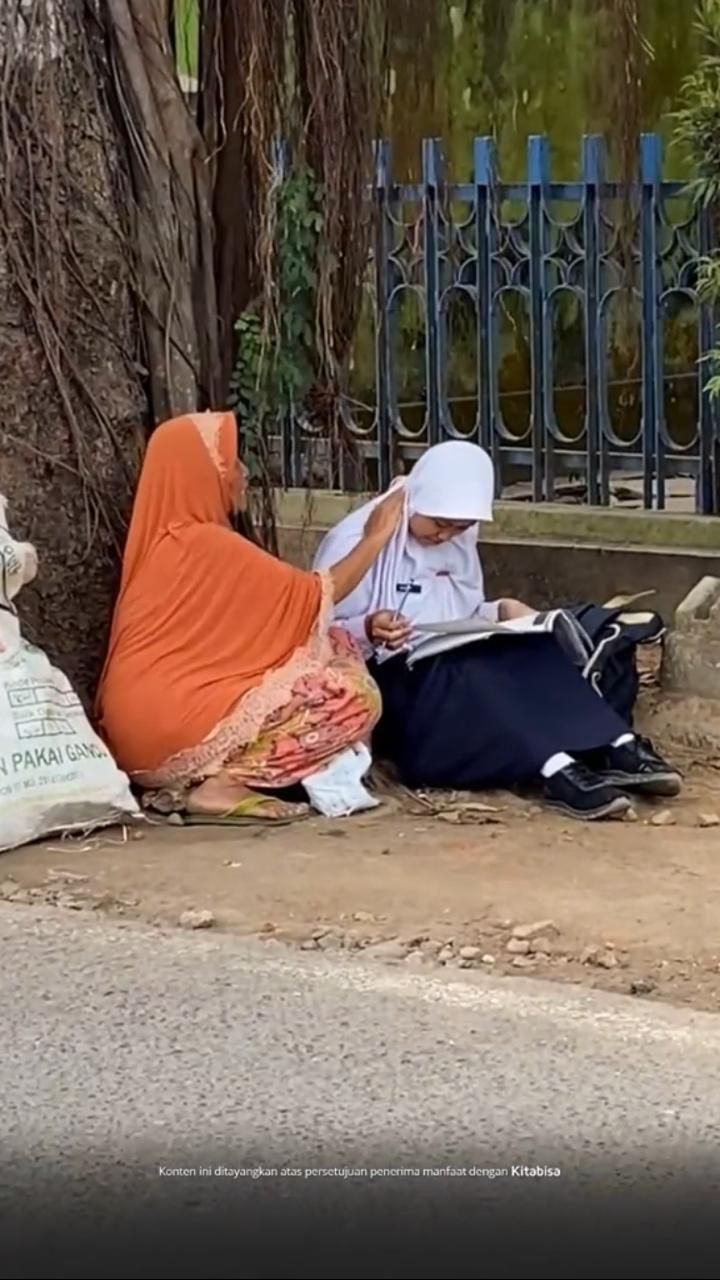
[{"x1": 406, "y1": 609, "x2": 594, "y2": 669}]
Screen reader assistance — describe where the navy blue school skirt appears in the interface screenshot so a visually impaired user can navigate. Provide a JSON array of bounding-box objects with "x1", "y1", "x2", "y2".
[{"x1": 369, "y1": 634, "x2": 628, "y2": 790}]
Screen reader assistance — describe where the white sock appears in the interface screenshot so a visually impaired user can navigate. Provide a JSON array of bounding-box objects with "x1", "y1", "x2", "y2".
[
  {"x1": 541, "y1": 751, "x2": 574, "y2": 779},
  {"x1": 611, "y1": 733, "x2": 634, "y2": 748}
]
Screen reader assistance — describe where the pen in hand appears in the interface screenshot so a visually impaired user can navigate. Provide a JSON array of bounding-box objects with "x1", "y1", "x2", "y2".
[
  {"x1": 393, "y1": 577, "x2": 415, "y2": 624},
  {"x1": 371, "y1": 578, "x2": 415, "y2": 655}
]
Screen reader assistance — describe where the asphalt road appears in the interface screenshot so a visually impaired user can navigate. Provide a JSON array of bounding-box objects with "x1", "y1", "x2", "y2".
[{"x1": 0, "y1": 904, "x2": 718, "y2": 1278}]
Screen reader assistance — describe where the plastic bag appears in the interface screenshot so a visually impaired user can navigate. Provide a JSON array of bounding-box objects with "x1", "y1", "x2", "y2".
[
  {"x1": 303, "y1": 744, "x2": 380, "y2": 818},
  {"x1": 0, "y1": 497, "x2": 139, "y2": 851}
]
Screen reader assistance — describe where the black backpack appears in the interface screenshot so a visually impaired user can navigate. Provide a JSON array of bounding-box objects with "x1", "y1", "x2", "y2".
[{"x1": 565, "y1": 602, "x2": 666, "y2": 726}]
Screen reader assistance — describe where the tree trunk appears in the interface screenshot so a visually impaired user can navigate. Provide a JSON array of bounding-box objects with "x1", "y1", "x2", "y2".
[
  {"x1": 199, "y1": 0, "x2": 256, "y2": 390},
  {"x1": 103, "y1": 0, "x2": 222, "y2": 417},
  {"x1": 0, "y1": 1, "x2": 146, "y2": 704},
  {"x1": 0, "y1": 0, "x2": 223, "y2": 705}
]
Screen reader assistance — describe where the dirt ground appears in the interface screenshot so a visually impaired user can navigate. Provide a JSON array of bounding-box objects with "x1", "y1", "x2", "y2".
[{"x1": 1, "y1": 693, "x2": 720, "y2": 1013}]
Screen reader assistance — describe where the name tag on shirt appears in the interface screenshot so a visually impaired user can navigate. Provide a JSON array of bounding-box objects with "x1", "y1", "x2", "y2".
[{"x1": 396, "y1": 582, "x2": 422, "y2": 594}]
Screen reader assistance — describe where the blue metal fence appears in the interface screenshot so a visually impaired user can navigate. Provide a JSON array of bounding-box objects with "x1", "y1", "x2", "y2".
[{"x1": 280, "y1": 133, "x2": 720, "y2": 514}]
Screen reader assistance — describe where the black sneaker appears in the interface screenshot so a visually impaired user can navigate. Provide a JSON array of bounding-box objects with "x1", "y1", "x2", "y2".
[
  {"x1": 543, "y1": 762, "x2": 631, "y2": 821},
  {"x1": 597, "y1": 737, "x2": 682, "y2": 798}
]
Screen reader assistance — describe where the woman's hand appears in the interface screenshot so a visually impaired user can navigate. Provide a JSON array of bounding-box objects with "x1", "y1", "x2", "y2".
[
  {"x1": 365, "y1": 609, "x2": 412, "y2": 649},
  {"x1": 325, "y1": 488, "x2": 405, "y2": 605},
  {"x1": 498, "y1": 597, "x2": 536, "y2": 621},
  {"x1": 363, "y1": 487, "x2": 405, "y2": 547}
]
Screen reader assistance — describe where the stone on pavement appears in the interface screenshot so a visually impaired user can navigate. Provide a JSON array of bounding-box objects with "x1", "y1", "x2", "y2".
[
  {"x1": 663, "y1": 576, "x2": 720, "y2": 701},
  {"x1": 178, "y1": 908, "x2": 215, "y2": 930}
]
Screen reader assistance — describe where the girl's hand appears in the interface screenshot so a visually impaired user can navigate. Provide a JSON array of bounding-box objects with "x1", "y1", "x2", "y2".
[
  {"x1": 363, "y1": 488, "x2": 405, "y2": 547},
  {"x1": 498, "y1": 597, "x2": 536, "y2": 621},
  {"x1": 365, "y1": 610, "x2": 412, "y2": 649}
]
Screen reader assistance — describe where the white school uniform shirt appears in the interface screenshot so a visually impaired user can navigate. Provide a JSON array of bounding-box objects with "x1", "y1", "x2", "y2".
[{"x1": 313, "y1": 441, "x2": 501, "y2": 660}]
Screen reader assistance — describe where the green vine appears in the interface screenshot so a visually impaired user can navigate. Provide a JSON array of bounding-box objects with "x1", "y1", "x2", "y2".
[
  {"x1": 674, "y1": 2, "x2": 720, "y2": 408},
  {"x1": 229, "y1": 167, "x2": 322, "y2": 540}
]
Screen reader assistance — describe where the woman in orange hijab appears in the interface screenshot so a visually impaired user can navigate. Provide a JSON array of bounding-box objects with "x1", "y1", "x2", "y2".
[{"x1": 96, "y1": 412, "x2": 402, "y2": 823}]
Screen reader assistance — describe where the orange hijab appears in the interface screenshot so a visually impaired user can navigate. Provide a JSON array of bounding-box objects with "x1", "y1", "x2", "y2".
[{"x1": 96, "y1": 412, "x2": 323, "y2": 775}]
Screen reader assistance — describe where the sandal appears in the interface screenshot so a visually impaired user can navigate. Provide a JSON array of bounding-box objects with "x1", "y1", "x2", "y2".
[{"x1": 183, "y1": 793, "x2": 310, "y2": 828}]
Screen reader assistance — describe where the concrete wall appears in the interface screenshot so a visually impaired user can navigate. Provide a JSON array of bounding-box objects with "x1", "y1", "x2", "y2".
[{"x1": 276, "y1": 492, "x2": 720, "y2": 623}]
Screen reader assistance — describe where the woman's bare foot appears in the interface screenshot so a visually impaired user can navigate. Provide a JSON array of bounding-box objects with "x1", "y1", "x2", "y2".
[{"x1": 186, "y1": 775, "x2": 308, "y2": 822}]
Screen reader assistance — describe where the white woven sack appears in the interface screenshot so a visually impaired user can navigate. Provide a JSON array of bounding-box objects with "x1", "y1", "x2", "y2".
[{"x1": 0, "y1": 497, "x2": 138, "y2": 851}]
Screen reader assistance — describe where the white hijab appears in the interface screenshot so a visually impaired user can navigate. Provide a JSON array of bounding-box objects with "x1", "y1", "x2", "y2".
[{"x1": 313, "y1": 441, "x2": 496, "y2": 652}]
